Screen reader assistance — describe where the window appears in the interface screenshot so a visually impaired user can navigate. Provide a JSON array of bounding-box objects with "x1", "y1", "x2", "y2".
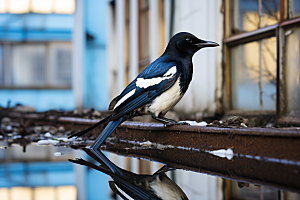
[
  {"x1": 284, "y1": 26, "x2": 300, "y2": 118},
  {"x1": 0, "y1": 45, "x2": 4, "y2": 85},
  {"x1": 289, "y1": 0, "x2": 300, "y2": 18},
  {"x1": 49, "y1": 43, "x2": 73, "y2": 87},
  {"x1": 230, "y1": 37, "x2": 277, "y2": 110},
  {"x1": 224, "y1": 0, "x2": 300, "y2": 124},
  {"x1": 0, "y1": 42, "x2": 72, "y2": 89},
  {"x1": 0, "y1": 0, "x2": 75, "y2": 14},
  {"x1": 0, "y1": 186, "x2": 76, "y2": 200}
]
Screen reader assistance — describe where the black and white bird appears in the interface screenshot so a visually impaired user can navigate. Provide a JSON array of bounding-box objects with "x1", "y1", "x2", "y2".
[
  {"x1": 69, "y1": 32, "x2": 219, "y2": 159},
  {"x1": 69, "y1": 148, "x2": 188, "y2": 200}
]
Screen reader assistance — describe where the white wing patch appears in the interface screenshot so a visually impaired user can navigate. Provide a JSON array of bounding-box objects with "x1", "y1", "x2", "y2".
[
  {"x1": 136, "y1": 66, "x2": 177, "y2": 89},
  {"x1": 114, "y1": 89, "x2": 136, "y2": 109},
  {"x1": 163, "y1": 66, "x2": 177, "y2": 77}
]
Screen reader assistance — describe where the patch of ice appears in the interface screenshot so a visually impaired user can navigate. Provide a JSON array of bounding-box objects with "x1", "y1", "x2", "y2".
[
  {"x1": 12, "y1": 135, "x2": 22, "y2": 139},
  {"x1": 44, "y1": 132, "x2": 53, "y2": 138},
  {"x1": 139, "y1": 141, "x2": 153, "y2": 147},
  {"x1": 156, "y1": 144, "x2": 174, "y2": 150},
  {"x1": 181, "y1": 120, "x2": 207, "y2": 126},
  {"x1": 37, "y1": 139, "x2": 59, "y2": 146},
  {"x1": 56, "y1": 137, "x2": 76, "y2": 142},
  {"x1": 207, "y1": 148, "x2": 234, "y2": 160}
]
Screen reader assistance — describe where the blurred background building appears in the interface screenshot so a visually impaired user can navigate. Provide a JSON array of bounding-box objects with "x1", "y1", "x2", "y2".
[{"x1": 1, "y1": 0, "x2": 300, "y2": 200}]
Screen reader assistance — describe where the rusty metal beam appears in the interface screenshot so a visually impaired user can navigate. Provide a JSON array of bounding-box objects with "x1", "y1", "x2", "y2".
[
  {"x1": 102, "y1": 122, "x2": 300, "y2": 193},
  {"x1": 2, "y1": 111, "x2": 300, "y2": 193}
]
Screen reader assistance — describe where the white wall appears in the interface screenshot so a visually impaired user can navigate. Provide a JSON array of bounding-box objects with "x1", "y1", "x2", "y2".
[
  {"x1": 172, "y1": 1, "x2": 224, "y2": 200},
  {"x1": 172, "y1": 0, "x2": 223, "y2": 117}
]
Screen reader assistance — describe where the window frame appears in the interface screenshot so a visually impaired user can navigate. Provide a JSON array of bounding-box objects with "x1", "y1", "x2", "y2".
[
  {"x1": 0, "y1": 41, "x2": 72, "y2": 90},
  {"x1": 223, "y1": 0, "x2": 300, "y2": 124}
]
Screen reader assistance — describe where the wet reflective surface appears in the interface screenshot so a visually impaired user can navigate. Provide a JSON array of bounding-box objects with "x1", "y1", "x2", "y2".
[
  {"x1": 1, "y1": 124, "x2": 300, "y2": 195},
  {"x1": 70, "y1": 148, "x2": 188, "y2": 200},
  {"x1": 1, "y1": 113, "x2": 300, "y2": 198}
]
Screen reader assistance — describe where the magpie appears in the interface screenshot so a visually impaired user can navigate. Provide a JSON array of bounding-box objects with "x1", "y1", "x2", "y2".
[
  {"x1": 68, "y1": 32, "x2": 219, "y2": 160},
  {"x1": 69, "y1": 148, "x2": 188, "y2": 200}
]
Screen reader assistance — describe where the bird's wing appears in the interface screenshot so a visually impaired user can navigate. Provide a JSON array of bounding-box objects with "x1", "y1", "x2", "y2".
[{"x1": 110, "y1": 61, "x2": 179, "y2": 119}]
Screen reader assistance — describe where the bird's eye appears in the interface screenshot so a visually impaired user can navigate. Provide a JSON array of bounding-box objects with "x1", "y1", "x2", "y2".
[{"x1": 186, "y1": 38, "x2": 192, "y2": 43}]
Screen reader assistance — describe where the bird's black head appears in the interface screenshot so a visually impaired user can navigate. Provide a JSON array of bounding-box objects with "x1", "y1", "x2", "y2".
[{"x1": 164, "y1": 32, "x2": 219, "y2": 58}]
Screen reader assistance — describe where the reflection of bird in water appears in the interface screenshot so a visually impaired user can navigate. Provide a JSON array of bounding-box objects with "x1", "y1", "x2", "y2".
[{"x1": 69, "y1": 148, "x2": 188, "y2": 200}]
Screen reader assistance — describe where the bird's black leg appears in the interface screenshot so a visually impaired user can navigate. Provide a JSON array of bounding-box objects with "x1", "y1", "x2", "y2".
[
  {"x1": 152, "y1": 116, "x2": 189, "y2": 126},
  {"x1": 88, "y1": 136, "x2": 106, "y2": 161},
  {"x1": 85, "y1": 117, "x2": 124, "y2": 166}
]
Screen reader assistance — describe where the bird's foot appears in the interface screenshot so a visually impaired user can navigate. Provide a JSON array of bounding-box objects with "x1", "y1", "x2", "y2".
[{"x1": 165, "y1": 121, "x2": 189, "y2": 127}]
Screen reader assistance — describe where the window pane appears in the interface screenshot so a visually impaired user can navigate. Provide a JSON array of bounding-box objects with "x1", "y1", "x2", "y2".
[
  {"x1": 11, "y1": 44, "x2": 46, "y2": 87},
  {"x1": 261, "y1": 0, "x2": 280, "y2": 28},
  {"x1": 230, "y1": 182, "x2": 279, "y2": 200},
  {"x1": 56, "y1": 186, "x2": 76, "y2": 200},
  {"x1": 231, "y1": 0, "x2": 280, "y2": 34},
  {"x1": 289, "y1": 0, "x2": 300, "y2": 18},
  {"x1": 230, "y1": 37, "x2": 277, "y2": 110},
  {"x1": 34, "y1": 187, "x2": 55, "y2": 200},
  {"x1": 0, "y1": 45, "x2": 3, "y2": 85},
  {"x1": 0, "y1": 188, "x2": 9, "y2": 200},
  {"x1": 10, "y1": 187, "x2": 32, "y2": 200},
  {"x1": 285, "y1": 27, "x2": 300, "y2": 118},
  {"x1": 231, "y1": 0, "x2": 259, "y2": 34},
  {"x1": 54, "y1": 46, "x2": 72, "y2": 86}
]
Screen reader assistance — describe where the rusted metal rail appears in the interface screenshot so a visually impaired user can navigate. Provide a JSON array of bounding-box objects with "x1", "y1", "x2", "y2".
[{"x1": 2, "y1": 111, "x2": 300, "y2": 193}]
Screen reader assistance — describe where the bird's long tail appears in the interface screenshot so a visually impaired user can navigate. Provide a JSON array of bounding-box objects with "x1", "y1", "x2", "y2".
[
  {"x1": 90, "y1": 116, "x2": 124, "y2": 149},
  {"x1": 68, "y1": 114, "x2": 111, "y2": 139},
  {"x1": 83, "y1": 147, "x2": 124, "y2": 176}
]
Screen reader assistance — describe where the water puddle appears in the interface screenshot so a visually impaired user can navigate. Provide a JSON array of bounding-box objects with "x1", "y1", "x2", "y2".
[{"x1": 1, "y1": 117, "x2": 300, "y2": 196}]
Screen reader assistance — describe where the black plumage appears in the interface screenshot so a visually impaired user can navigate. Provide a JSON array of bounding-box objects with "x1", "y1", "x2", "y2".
[{"x1": 68, "y1": 32, "x2": 219, "y2": 161}]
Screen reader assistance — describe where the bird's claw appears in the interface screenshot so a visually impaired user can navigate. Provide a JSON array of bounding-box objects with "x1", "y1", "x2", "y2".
[
  {"x1": 165, "y1": 121, "x2": 189, "y2": 126},
  {"x1": 175, "y1": 121, "x2": 190, "y2": 126}
]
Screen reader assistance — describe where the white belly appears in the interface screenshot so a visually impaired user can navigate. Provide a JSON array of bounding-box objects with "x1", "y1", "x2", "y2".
[{"x1": 148, "y1": 78, "x2": 183, "y2": 117}]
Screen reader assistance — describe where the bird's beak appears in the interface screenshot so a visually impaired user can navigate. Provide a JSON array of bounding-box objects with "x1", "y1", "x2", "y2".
[{"x1": 195, "y1": 40, "x2": 219, "y2": 48}]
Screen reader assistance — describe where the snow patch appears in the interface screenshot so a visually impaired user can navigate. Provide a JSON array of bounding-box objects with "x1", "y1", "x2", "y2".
[
  {"x1": 37, "y1": 139, "x2": 59, "y2": 146},
  {"x1": 44, "y1": 132, "x2": 53, "y2": 138},
  {"x1": 56, "y1": 137, "x2": 76, "y2": 142},
  {"x1": 207, "y1": 148, "x2": 234, "y2": 160},
  {"x1": 180, "y1": 120, "x2": 207, "y2": 126}
]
